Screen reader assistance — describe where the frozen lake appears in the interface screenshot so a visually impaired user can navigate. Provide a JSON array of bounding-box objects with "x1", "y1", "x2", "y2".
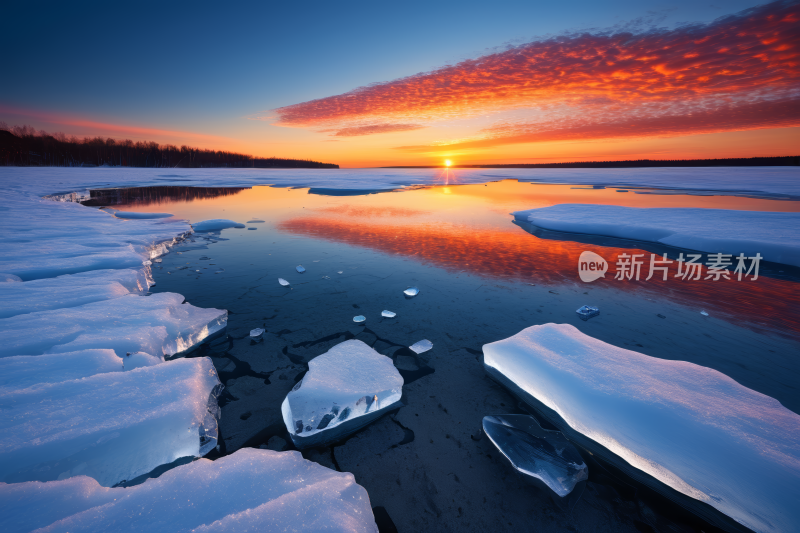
[{"x1": 2, "y1": 167, "x2": 799, "y2": 532}]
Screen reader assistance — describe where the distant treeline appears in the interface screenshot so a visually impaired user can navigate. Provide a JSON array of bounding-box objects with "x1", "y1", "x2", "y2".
[
  {"x1": 0, "y1": 127, "x2": 338, "y2": 169},
  {"x1": 386, "y1": 156, "x2": 799, "y2": 169}
]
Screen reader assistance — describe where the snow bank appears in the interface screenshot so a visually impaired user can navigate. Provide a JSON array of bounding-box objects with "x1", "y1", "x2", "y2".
[
  {"x1": 0, "y1": 269, "x2": 149, "y2": 319},
  {"x1": 483, "y1": 323, "x2": 800, "y2": 533},
  {"x1": 192, "y1": 219, "x2": 245, "y2": 231},
  {"x1": 282, "y1": 340, "x2": 403, "y2": 448},
  {"x1": 513, "y1": 204, "x2": 800, "y2": 267},
  {"x1": 0, "y1": 448, "x2": 377, "y2": 533},
  {"x1": 0, "y1": 292, "x2": 227, "y2": 358},
  {"x1": 0, "y1": 357, "x2": 222, "y2": 487}
]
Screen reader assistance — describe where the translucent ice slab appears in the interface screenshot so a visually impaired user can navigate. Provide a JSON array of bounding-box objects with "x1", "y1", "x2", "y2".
[
  {"x1": 0, "y1": 357, "x2": 222, "y2": 487},
  {"x1": 282, "y1": 340, "x2": 403, "y2": 448},
  {"x1": 0, "y1": 449, "x2": 378, "y2": 533},
  {"x1": 0, "y1": 293, "x2": 227, "y2": 358},
  {"x1": 483, "y1": 323, "x2": 800, "y2": 533},
  {"x1": 0, "y1": 349, "x2": 123, "y2": 391},
  {"x1": 482, "y1": 414, "x2": 587, "y2": 497}
]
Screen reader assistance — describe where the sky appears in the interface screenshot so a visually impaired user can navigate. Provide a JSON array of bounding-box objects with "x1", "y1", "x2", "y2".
[{"x1": 1, "y1": 0, "x2": 798, "y2": 167}]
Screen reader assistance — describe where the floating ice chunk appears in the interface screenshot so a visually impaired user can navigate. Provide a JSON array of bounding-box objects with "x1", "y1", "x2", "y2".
[
  {"x1": 282, "y1": 340, "x2": 403, "y2": 448},
  {"x1": 338, "y1": 271, "x2": 343, "y2": 274},
  {"x1": 143, "y1": 260, "x2": 152, "y2": 266},
  {"x1": 192, "y1": 219, "x2": 245, "y2": 232},
  {"x1": 409, "y1": 339, "x2": 432, "y2": 354},
  {"x1": 483, "y1": 414, "x2": 587, "y2": 497},
  {"x1": 0, "y1": 273, "x2": 22, "y2": 283},
  {"x1": 123, "y1": 351, "x2": 164, "y2": 371},
  {"x1": 278, "y1": 278, "x2": 290, "y2": 286},
  {"x1": 0, "y1": 293, "x2": 227, "y2": 358},
  {"x1": 381, "y1": 310, "x2": 396, "y2": 318},
  {"x1": 250, "y1": 328, "x2": 265, "y2": 337},
  {"x1": 0, "y1": 269, "x2": 149, "y2": 319},
  {"x1": 0, "y1": 350, "x2": 123, "y2": 391},
  {"x1": 576, "y1": 305, "x2": 599, "y2": 321},
  {"x1": 0, "y1": 449, "x2": 378, "y2": 533},
  {"x1": 0, "y1": 357, "x2": 222, "y2": 487},
  {"x1": 700, "y1": 310, "x2": 709, "y2": 316},
  {"x1": 153, "y1": 258, "x2": 162, "y2": 263},
  {"x1": 482, "y1": 323, "x2": 800, "y2": 533},
  {"x1": 114, "y1": 211, "x2": 174, "y2": 219},
  {"x1": 296, "y1": 265, "x2": 306, "y2": 273},
  {"x1": 512, "y1": 204, "x2": 800, "y2": 268},
  {"x1": 353, "y1": 315, "x2": 366, "y2": 323},
  {"x1": 404, "y1": 287, "x2": 419, "y2": 297}
]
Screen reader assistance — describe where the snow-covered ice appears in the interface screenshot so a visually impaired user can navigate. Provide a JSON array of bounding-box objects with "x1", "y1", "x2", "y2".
[
  {"x1": 513, "y1": 204, "x2": 800, "y2": 267},
  {"x1": 482, "y1": 414, "x2": 588, "y2": 497},
  {"x1": 409, "y1": 339, "x2": 433, "y2": 354},
  {"x1": 0, "y1": 357, "x2": 222, "y2": 487},
  {"x1": 191, "y1": 219, "x2": 245, "y2": 231},
  {"x1": 123, "y1": 351, "x2": 164, "y2": 370},
  {"x1": 282, "y1": 340, "x2": 403, "y2": 448},
  {"x1": 0, "y1": 269, "x2": 150, "y2": 319},
  {"x1": 1, "y1": 273, "x2": 22, "y2": 282},
  {"x1": 0, "y1": 292, "x2": 227, "y2": 358},
  {"x1": 0, "y1": 350, "x2": 123, "y2": 391},
  {"x1": 0, "y1": 448, "x2": 378, "y2": 533},
  {"x1": 483, "y1": 323, "x2": 800, "y2": 533}
]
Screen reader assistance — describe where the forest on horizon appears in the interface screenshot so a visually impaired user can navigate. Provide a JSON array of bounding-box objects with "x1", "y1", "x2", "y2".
[{"x1": 0, "y1": 125, "x2": 339, "y2": 169}]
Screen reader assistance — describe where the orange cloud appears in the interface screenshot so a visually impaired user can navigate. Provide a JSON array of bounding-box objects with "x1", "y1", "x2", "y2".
[
  {"x1": 330, "y1": 123, "x2": 425, "y2": 136},
  {"x1": 274, "y1": 1, "x2": 800, "y2": 146}
]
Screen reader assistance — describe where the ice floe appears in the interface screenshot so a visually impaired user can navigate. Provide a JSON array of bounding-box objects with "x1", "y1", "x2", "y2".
[
  {"x1": 353, "y1": 315, "x2": 366, "y2": 323},
  {"x1": 282, "y1": 340, "x2": 403, "y2": 448},
  {"x1": 250, "y1": 328, "x2": 265, "y2": 337},
  {"x1": 0, "y1": 448, "x2": 378, "y2": 533},
  {"x1": 513, "y1": 204, "x2": 800, "y2": 267},
  {"x1": 0, "y1": 349, "x2": 123, "y2": 391},
  {"x1": 296, "y1": 264, "x2": 306, "y2": 273},
  {"x1": 409, "y1": 339, "x2": 433, "y2": 354},
  {"x1": 0, "y1": 292, "x2": 227, "y2": 358},
  {"x1": 575, "y1": 305, "x2": 599, "y2": 321},
  {"x1": 278, "y1": 278, "x2": 290, "y2": 286},
  {"x1": 0, "y1": 357, "x2": 222, "y2": 487},
  {"x1": 483, "y1": 323, "x2": 800, "y2": 533},
  {"x1": 191, "y1": 219, "x2": 245, "y2": 232},
  {"x1": 483, "y1": 414, "x2": 587, "y2": 497},
  {"x1": 381, "y1": 310, "x2": 396, "y2": 318},
  {"x1": 403, "y1": 287, "x2": 419, "y2": 297}
]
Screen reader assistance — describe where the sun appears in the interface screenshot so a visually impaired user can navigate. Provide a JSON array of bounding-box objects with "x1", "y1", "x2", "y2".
[{"x1": 444, "y1": 160, "x2": 452, "y2": 167}]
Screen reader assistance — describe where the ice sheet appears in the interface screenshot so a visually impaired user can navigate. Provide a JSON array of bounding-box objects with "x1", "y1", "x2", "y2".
[
  {"x1": 0, "y1": 357, "x2": 222, "y2": 487},
  {"x1": 0, "y1": 292, "x2": 227, "y2": 358},
  {"x1": 513, "y1": 204, "x2": 800, "y2": 267},
  {"x1": 192, "y1": 219, "x2": 245, "y2": 231},
  {"x1": 282, "y1": 340, "x2": 403, "y2": 448},
  {"x1": 0, "y1": 449, "x2": 377, "y2": 533},
  {"x1": 483, "y1": 323, "x2": 800, "y2": 533}
]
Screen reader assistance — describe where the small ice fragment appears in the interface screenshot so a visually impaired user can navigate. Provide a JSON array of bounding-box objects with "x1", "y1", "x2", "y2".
[
  {"x1": 410, "y1": 339, "x2": 433, "y2": 354},
  {"x1": 701, "y1": 310, "x2": 709, "y2": 316},
  {"x1": 381, "y1": 310, "x2": 396, "y2": 318},
  {"x1": 576, "y1": 305, "x2": 600, "y2": 321},
  {"x1": 353, "y1": 315, "x2": 366, "y2": 324},
  {"x1": 250, "y1": 328, "x2": 265, "y2": 337},
  {"x1": 337, "y1": 271, "x2": 343, "y2": 274},
  {"x1": 153, "y1": 258, "x2": 162, "y2": 263},
  {"x1": 404, "y1": 287, "x2": 420, "y2": 297},
  {"x1": 483, "y1": 414, "x2": 588, "y2": 497},
  {"x1": 142, "y1": 260, "x2": 152, "y2": 266},
  {"x1": 322, "y1": 275, "x2": 330, "y2": 279},
  {"x1": 296, "y1": 265, "x2": 305, "y2": 273},
  {"x1": 278, "y1": 278, "x2": 290, "y2": 286}
]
